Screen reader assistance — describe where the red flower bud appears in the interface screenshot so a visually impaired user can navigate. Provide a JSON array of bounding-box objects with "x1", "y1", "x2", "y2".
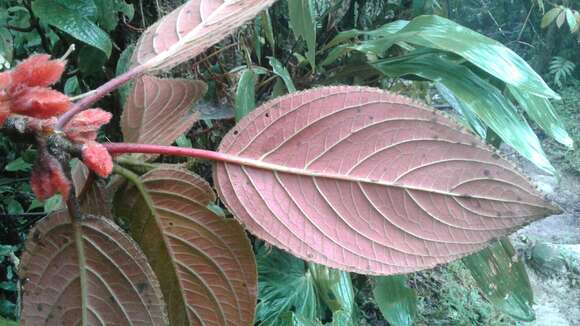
[
  {"x1": 30, "y1": 150, "x2": 70, "y2": 200},
  {"x1": 11, "y1": 54, "x2": 65, "y2": 88},
  {"x1": 64, "y1": 108, "x2": 112, "y2": 143},
  {"x1": 10, "y1": 87, "x2": 70, "y2": 119},
  {"x1": 82, "y1": 141, "x2": 113, "y2": 177},
  {"x1": 0, "y1": 102, "x2": 9, "y2": 125}
]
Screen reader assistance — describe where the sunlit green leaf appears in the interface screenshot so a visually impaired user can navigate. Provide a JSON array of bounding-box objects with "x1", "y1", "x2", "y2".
[
  {"x1": 288, "y1": 0, "x2": 316, "y2": 70},
  {"x1": 359, "y1": 15, "x2": 558, "y2": 99},
  {"x1": 235, "y1": 69, "x2": 256, "y2": 121},
  {"x1": 508, "y1": 85, "x2": 573, "y2": 148},
  {"x1": 462, "y1": 238, "x2": 535, "y2": 321},
  {"x1": 435, "y1": 82, "x2": 487, "y2": 139},
  {"x1": 373, "y1": 50, "x2": 555, "y2": 174},
  {"x1": 565, "y1": 9, "x2": 576, "y2": 31},
  {"x1": 373, "y1": 275, "x2": 417, "y2": 326}
]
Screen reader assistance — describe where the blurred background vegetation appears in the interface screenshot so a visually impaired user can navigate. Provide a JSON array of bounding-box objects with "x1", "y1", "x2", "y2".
[{"x1": 0, "y1": 0, "x2": 578, "y2": 324}]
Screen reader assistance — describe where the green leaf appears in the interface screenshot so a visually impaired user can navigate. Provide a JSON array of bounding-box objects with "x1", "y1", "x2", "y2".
[
  {"x1": 0, "y1": 316, "x2": 19, "y2": 326},
  {"x1": 4, "y1": 157, "x2": 32, "y2": 172},
  {"x1": 64, "y1": 76, "x2": 80, "y2": 96},
  {"x1": 462, "y1": 238, "x2": 535, "y2": 321},
  {"x1": 78, "y1": 46, "x2": 108, "y2": 75},
  {"x1": 94, "y1": 0, "x2": 134, "y2": 32},
  {"x1": 324, "y1": 20, "x2": 409, "y2": 50},
  {"x1": 235, "y1": 69, "x2": 256, "y2": 121},
  {"x1": 565, "y1": 9, "x2": 577, "y2": 31},
  {"x1": 268, "y1": 57, "x2": 297, "y2": 92},
  {"x1": 373, "y1": 275, "x2": 417, "y2": 326},
  {"x1": 32, "y1": 0, "x2": 113, "y2": 57},
  {"x1": 373, "y1": 50, "x2": 555, "y2": 174},
  {"x1": 116, "y1": 44, "x2": 134, "y2": 105},
  {"x1": 256, "y1": 243, "x2": 321, "y2": 325},
  {"x1": 256, "y1": 243, "x2": 356, "y2": 326},
  {"x1": 288, "y1": 0, "x2": 316, "y2": 70},
  {"x1": 43, "y1": 194, "x2": 62, "y2": 213},
  {"x1": 5, "y1": 199, "x2": 23, "y2": 215},
  {"x1": 174, "y1": 134, "x2": 192, "y2": 148},
  {"x1": 435, "y1": 82, "x2": 487, "y2": 139},
  {"x1": 362, "y1": 15, "x2": 558, "y2": 99},
  {"x1": 541, "y1": 7, "x2": 563, "y2": 28},
  {"x1": 260, "y1": 10, "x2": 275, "y2": 51},
  {"x1": 508, "y1": 85, "x2": 573, "y2": 148}
]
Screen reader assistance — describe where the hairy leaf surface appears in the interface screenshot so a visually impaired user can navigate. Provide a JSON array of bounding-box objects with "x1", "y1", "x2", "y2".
[
  {"x1": 115, "y1": 167, "x2": 257, "y2": 325},
  {"x1": 214, "y1": 86, "x2": 559, "y2": 275},
  {"x1": 121, "y1": 75, "x2": 206, "y2": 146},
  {"x1": 131, "y1": 0, "x2": 276, "y2": 71},
  {"x1": 19, "y1": 212, "x2": 167, "y2": 325}
]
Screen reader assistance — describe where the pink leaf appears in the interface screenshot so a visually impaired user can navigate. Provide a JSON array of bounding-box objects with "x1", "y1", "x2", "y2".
[
  {"x1": 214, "y1": 86, "x2": 559, "y2": 275},
  {"x1": 132, "y1": 0, "x2": 277, "y2": 71},
  {"x1": 121, "y1": 76, "x2": 206, "y2": 149}
]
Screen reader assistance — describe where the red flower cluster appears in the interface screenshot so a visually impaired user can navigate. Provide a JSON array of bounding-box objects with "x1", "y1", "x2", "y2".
[
  {"x1": 64, "y1": 109, "x2": 113, "y2": 177},
  {"x1": 30, "y1": 144, "x2": 71, "y2": 200},
  {"x1": 1, "y1": 54, "x2": 114, "y2": 200},
  {"x1": 0, "y1": 55, "x2": 70, "y2": 125}
]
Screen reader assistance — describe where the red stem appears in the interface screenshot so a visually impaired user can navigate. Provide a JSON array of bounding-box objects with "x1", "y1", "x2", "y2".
[
  {"x1": 104, "y1": 143, "x2": 231, "y2": 162},
  {"x1": 56, "y1": 66, "x2": 146, "y2": 130}
]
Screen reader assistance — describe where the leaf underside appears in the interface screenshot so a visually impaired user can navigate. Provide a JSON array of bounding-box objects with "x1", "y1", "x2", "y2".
[
  {"x1": 131, "y1": 0, "x2": 276, "y2": 71},
  {"x1": 214, "y1": 86, "x2": 559, "y2": 275},
  {"x1": 121, "y1": 75, "x2": 206, "y2": 147},
  {"x1": 19, "y1": 212, "x2": 167, "y2": 325},
  {"x1": 116, "y1": 167, "x2": 257, "y2": 325}
]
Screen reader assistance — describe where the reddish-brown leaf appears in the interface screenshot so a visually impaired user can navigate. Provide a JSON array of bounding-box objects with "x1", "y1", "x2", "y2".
[
  {"x1": 214, "y1": 86, "x2": 559, "y2": 275},
  {"x1": 19, "y1": 212, "x2": 167, "y2": 325},
  {"x1": 115, "y1": 167, "x2": 257, "y2": 325},
  {"x1": 131, "y1": 0, "x2": 276, "y2": 71},
  {"x1": 121, "y1": 75, "x2": 206, "y2": 149}
]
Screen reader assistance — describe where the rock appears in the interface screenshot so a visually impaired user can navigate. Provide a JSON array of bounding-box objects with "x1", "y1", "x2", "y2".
[{"x1": 529, "y1": 243, "x2": 568, "y2": 276}]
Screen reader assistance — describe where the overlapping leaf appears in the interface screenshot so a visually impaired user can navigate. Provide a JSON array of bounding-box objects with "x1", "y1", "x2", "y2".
[
  {"x1": 71, "y1": 160, "x2": 110, "y2": 217},
  {"x1": 115, "y1": 167, "x2": 257, "y2": 325},
  {"x1": 19, "y1": 212, "x2": 167, "y2": 325},
  {"x1": 131, "y1": 0, "x2": 276, "y2": 72},
  {"x1": 214, "y1": 86, "x2": 559, "y2": 275},
  {"x1": 121, "y1": 75, "x2": 206, "y2": 146},
  {"x1": 462, "y1": 238, "x2": 535, "y2": 321},
  {"x1": 373, "y1": 275, "x2": 417, "y2": 326}
]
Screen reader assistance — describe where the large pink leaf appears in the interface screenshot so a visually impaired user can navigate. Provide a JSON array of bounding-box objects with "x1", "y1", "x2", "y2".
[
  {"x1": 115, "y1": 167, "x2": 257, "y2": 325},
  {"x1": 132, "y1": 0, "x2": 277, "y2": 71},
  {"x1": 19, "y1": 212, "x2": 167, "y2": 325},
  {"x1": 214, "y1": 86, "x2": 559, "y2": 275},
  {"x1": 121, "y1": 75, "x2": 206, "y2": 146}
]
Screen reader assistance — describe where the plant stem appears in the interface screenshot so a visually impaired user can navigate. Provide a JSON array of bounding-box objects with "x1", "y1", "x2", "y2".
[
  {"x1": 105, "y1": 143, "x2": 232, "y2": 162},
  {"x1": 56, "y1": 65, "x2": 146, "y2": 130},
  {"x1": 63, "y1": 176, "x2": 88, "y2": 326}
]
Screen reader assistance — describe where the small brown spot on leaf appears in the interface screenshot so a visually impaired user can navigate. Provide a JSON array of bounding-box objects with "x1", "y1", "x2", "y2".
[
  {"x1": 483, "y1": 170, "x2": 490, "y2": 176},
  {"x1": 492, "y1": 153, "x2": 500, "y2": 159},
  {"x1": 137, "y1": 282, "x2": 147, "y2": 293}
]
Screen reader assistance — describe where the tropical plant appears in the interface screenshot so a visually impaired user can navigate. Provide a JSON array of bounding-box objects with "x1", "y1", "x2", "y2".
[
  {"x1": 549, "y1": 56, "x2": 576, "y2": 88},
  {"x1": 0, "y1": 0, "x2": 572, "y2": 325}
]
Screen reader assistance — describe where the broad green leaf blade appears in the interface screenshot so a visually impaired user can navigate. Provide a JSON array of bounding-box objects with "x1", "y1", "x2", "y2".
[
  {"x1": 565, "y1": 9, "x2": 577, "y2": 31},
  {"x1": 462, "y1": 238, "x2": 535, "y2": 321},
  {"x1": 373, "y1": 51, "x2": 556, "y2": 174},
  {"x1": 373, "y1": 275, "x2": 417, "y2": 326},
  {"x1": 19, "y1": 212, "x2": 167, "y2": 325},
  {"x1": 214, "y1": 86, "x2": 559, "y2": 275},
  {"x1": 235, "y1": 69, "x2": 256, "y2": 121},
  {"x1": 541, "y1": 7, "x2": 563, "y2": 28},
  {"x1": 508, "y1": 85, "x2": 573, "y2": 148},
  {"x1": 324, "y1": 20, "x2": 409, "y2": 50},
  {"x1": 115, "y1": 167, "x2": 257, "y2": 325},
  {"x1": 32, "y1": 0, "x2": 112, "y2": 57},
  {"x1": 287, "y1": 0, "x2": 316, "y2": 70},
  {"x1": 256, "y1": 244, "x2": 321, "y2": 325},
  {"x1": 435, "y1": 82, "x2": 487, "y2": 139},
  {"x1": 268, "y1": 56, "x2": 297, "y2": 92},
  {"x1": 367, "y1": 15, "x2": 558, "y2": 99}
]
